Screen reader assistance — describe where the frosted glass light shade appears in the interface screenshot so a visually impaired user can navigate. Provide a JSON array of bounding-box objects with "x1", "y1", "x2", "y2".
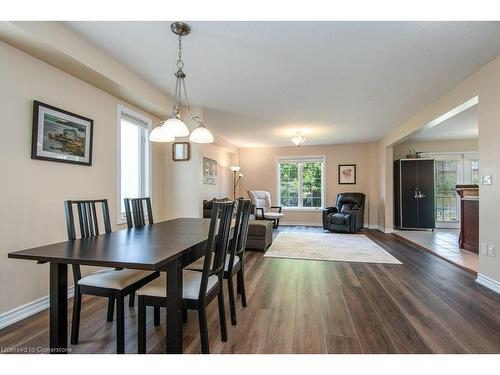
[
  {"x1": 230, "y1": 166, "x2": 241, "y2": 172},
  {"x1": 189, "y1": 126, "x2": 214, "y2": 143},
  {"x1": 161, "y1": 117, "x2": 190, "y2": 137},
  {"x1": 291, "y1": 135, "x2": 305, "y2": 146},
  {"x1": 149, "y1": 125, "x2": 175, "y2": 142}
]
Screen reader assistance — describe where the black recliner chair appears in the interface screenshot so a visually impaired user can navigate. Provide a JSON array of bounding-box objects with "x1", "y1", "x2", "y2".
[{"x1": 322, "y1": 193, "x2": 366, "y2": 233}]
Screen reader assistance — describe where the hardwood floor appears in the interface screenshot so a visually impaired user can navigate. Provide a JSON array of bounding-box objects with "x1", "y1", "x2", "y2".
[{"x1": 2, "y1": 227, "x2": 500, "y2": 354}]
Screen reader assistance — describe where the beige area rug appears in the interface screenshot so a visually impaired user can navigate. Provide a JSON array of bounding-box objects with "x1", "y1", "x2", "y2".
[{"x1": 265, "y1": 232, "x2": 402, "y2": 264}]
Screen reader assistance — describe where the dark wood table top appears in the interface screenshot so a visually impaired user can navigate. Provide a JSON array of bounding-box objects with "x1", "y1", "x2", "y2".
[{"x1": 8, "y1": 218, "x2": 211, "y2": 270}]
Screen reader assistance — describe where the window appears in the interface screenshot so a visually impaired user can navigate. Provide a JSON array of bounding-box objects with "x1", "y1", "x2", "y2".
[
  {"x1": 277, "y1": 157, "x2": 325, "y2": 209},
  {"x1": 118, "y1": 106, "x2": 151, "y2": 221}
]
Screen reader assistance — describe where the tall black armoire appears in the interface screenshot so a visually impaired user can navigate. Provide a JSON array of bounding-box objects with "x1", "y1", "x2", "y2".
[{"x1": 394, "y1": 159, "x2": 435, "y2": 230}]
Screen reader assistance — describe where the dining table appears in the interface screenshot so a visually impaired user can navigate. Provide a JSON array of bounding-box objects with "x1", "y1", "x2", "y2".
[{"x1": 8, "y1": 217, "x2": 217, "y2": 354}]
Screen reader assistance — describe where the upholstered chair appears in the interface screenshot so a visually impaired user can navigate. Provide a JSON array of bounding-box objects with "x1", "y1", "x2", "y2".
[
  {"x1": 322, "y1": 193, "x2": 366, "y2": 233},
  {"x1": 247, "y1": 190, "x2": 284, "y2": 228}
]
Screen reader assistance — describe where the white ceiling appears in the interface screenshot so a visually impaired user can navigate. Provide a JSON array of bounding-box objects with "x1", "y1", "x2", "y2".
[
  {"x1": 411, "y1": 104, "x2": 478, "y2": 141},
  {"x1": 66, "y1": 21, "x2": 500, "y2": 147}
]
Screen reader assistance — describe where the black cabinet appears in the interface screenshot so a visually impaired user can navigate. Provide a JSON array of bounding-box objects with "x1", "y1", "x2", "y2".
[{"x1": 394, "y1": 159, "x2": 435, "y2": 230}]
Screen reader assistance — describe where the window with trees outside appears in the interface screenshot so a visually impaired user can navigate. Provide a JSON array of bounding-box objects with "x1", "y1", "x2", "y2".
[{"x1": 277, "y1": 157, "x2": 325, "y2": 209}]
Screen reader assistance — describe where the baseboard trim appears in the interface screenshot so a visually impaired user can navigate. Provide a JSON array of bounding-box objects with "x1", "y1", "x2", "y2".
[
  {"x1": 0, "y1": 286, "x2": 74, "y2": 330},
  {"x1": 476, "y1": 274, "x2": 500, "y2": 294},
  {"x1": 280, "y1": 222, "x2": 323, "y2": 227}
]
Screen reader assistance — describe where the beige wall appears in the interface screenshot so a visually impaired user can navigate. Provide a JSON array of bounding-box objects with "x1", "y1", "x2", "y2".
[
  {"x1": 239, "y1": 143, "x2": 374, "y2": 226},
  {"x1": 0, "y1": 41, "x2": 239, "y2": 316},
  {"x1": 0, "y1": 41, "x2": 174, "y2": 314},
  {"x1": 376, "y1": 54, "x2": 500, "y2": 286},
  {"x1": 393, "y1": 139, "x2": 479, "y2": 160}
]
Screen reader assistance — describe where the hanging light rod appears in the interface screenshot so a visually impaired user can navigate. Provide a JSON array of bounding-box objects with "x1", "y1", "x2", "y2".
[{"x1": 149, "y1": 22, "x2": 214, "y2": 144}]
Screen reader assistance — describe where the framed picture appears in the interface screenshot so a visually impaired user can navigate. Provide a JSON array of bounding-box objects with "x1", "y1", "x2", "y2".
[
  {"x1": 31, "y1": 101, "x2": 93, "y2": 166},
  {"x1": 203, "y1": 157, "x2": 217, "y2": 185},
  {"x1": 172, "y1": 142, "x2": 190, "y2": 161},
  {"x1": 338, "y1": 164, "x2": 356, "y2": 184}
]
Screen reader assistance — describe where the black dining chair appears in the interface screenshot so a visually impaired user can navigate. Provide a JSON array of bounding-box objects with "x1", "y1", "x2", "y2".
[
  {"x1": 225, "y1": 199, "x2": 252, "y2": 325},
  {"x1": 124, "y1": 197, "x2": 155, "y2": 308},
  {"x1": 65, "y1": 199, "x2": 159, "y2": 354},
  {"x1": 136, "y1": 200, "x2": 235, "y2": 354},
  {"x1": 124, "y1": 197, "x2": 154, "y2": 229},
  {"x1": 188, "y1": 199, "x2": 252, "y2": 325}
]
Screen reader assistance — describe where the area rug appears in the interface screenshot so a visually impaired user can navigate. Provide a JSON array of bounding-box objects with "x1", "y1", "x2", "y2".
[{"x1": 264, "y1": 232, "x2": 402, "y2": 264}]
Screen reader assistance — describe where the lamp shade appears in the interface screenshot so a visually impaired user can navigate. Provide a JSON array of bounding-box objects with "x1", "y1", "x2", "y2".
[
  {"x1": 291, "y1": 135, "x2": 305, "y2": 146},
  {"x1": 189, "y1": 126, "x2": 214, "y2": 143},
  {"x1": 161, "y1": 117, "x2": 190, "y2": 137},
  {"x1": 230, "y1": 166, "x2": 241, "y2": 172},
  {"x1": 149, "y1": 125, "x2": 176, "y2": 142}
]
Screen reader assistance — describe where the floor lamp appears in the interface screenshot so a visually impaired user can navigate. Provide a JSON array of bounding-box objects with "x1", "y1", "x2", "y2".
[{"x1": 230, "y1": 166, "x2": 243, "y2": 200}]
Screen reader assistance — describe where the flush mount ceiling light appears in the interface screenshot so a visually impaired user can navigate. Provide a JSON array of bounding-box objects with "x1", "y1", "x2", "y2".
[
  {"x1": 149, "y1": 22, "x2": 214, "y2": 144},
  {"x1": 291, "y1": 131, "x2": 306, "y2": 147}
]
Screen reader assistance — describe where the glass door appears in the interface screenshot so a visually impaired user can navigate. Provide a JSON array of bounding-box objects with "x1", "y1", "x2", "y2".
[{"x1": 434, "y1": 159, "x2": 460, "y2": 226}]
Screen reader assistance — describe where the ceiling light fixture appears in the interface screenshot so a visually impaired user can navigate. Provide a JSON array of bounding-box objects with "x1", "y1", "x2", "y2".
[
  {"x1": 291, "y1": 131, "x2": 306, "y2": 147},
  {"x1": 149, "y1": 22, "x2": 214, "y2": 144}
]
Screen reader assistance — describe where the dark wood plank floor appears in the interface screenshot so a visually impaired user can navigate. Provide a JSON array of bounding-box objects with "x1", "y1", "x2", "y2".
[{"x1": 2, "y1": 227, "x2": 500, "y2": 354}]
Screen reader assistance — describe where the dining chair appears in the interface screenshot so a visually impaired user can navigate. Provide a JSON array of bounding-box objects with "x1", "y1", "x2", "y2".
[
  {"x1": 188, "y1": 199, "x2": 252, "y2": 325},
  {"x1": 65, "y1": 199, "x2": 159, "y2": 354},
  {"x1": 124, "y1": 197, "x2": 155, "y2": 308},
  {"x1": 136, "y1": 200, "x2": 235, "y2": 354},
  {"x1": 124, "y1": 197, "x2": 153, "y2": 229}
]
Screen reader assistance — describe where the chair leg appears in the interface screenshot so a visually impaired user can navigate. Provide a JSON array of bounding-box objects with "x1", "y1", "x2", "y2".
[
  {"x1": 237, "y1": 269, "x2": 247, "y2": 308},
  {"x1": 198, "y1": 306, "x2": 210, "y2": 354},
  {"x1": 217, "y1": 288, "x2": 228, "y2": 342},
  {"x1": 129, "y1": 292, "x2": 135, "y2": 307},
  {"x1": 70, "y1": 287, "x2": 81, "y2": 345},
  {"x1": 116, "y1": 296, "x2": 125, "y2": 354},
  {"x1": 137, "y1": 296, "x2": 146, "y2": 354},
  {"x1": 183, "y1": 308, "x2": 188, "y2": 323},
  {"x1": 153, "y1": 306, "x2": 160, "y2": 326},
  {"x1": 227, "y1": 276, "x2": 237, "y2": 326},
  {"x1": 107, "y1": 297, "x2": 115, "y2": 322}
]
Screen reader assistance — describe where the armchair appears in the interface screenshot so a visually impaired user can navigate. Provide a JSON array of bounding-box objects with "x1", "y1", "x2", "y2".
[
  {"x1": 323, "y1": 192, "x2": 365, "y2": 233},
  {"x1": 247, "y1": 190, "x2": 284, "y2": 228}
]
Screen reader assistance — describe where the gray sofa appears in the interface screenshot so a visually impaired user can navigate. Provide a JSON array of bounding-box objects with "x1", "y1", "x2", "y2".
[{"x1": 203, "y1": 198, "x2": 273, "y2": 251}]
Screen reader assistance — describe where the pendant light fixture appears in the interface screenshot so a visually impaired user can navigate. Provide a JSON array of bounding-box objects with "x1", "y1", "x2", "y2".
[
  {"x1": 149, "y1": 22, "x2": 214, "y2": 144},
  {"x1": 291, "y1": 131, "x2": 306, "y2": 147}
]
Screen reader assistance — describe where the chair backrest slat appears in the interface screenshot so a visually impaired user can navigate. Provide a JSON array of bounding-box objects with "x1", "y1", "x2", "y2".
[
  {"x1": 199, "y1": 200, "x2": 234, "y2": 300},
  {"x1": 64, "y1": 199, "x2": 112, "y2": 284},
  {"x1": 65, "y1": 199, "x2": 111, "y2": 240},
  {"x1": 227, "y1": 199, "x2": 252, "y2": 273},
  {"x1": 124, "y1": 197, "x2": 154, "y2": 228}
]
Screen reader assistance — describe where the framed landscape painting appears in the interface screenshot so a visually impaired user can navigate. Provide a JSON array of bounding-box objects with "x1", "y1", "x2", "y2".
[
  {"x1": 338, "y1": 164, "x2": 356, "y2": 184},
  {"x1": 31, "y1": 101, "x2": 93, "y2": 166},
  {"x1": 203, "y1": 157, "x2": 217, "y2": 185}
]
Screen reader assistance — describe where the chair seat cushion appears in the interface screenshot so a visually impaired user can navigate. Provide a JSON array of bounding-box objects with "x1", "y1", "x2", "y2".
[
  {"x1": 136, "y1": 270, "x2": 219, "y2": 300},
  {"x1": 330, "y1": 213, "x2": 350, "y2": 225},
  {"x1": 263, "y1": 212, "x2": 284, "y2": 220},
  {"x1": 78, "y1": 269, "x2": 154, "y2": 290},
  {"x1": 188, "y1": 255, "x2": 241, "y2": 272}
]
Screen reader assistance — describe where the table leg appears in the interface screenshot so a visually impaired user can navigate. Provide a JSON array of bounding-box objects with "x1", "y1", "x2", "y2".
[
  {"x1": 49, "y1": 262, "x2": 68, "y2": 353},
  {"x1": 166, "y1": 260, "x2": 183, "y2": 354}
]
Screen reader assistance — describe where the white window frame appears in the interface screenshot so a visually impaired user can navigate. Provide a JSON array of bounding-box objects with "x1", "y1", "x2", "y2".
[
  {"x1": 276, "y1": 155, "x2": 326, "y2": 211},
  {"x1": 117, "y1": 105, "x2": 152, "y2": 224}
]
